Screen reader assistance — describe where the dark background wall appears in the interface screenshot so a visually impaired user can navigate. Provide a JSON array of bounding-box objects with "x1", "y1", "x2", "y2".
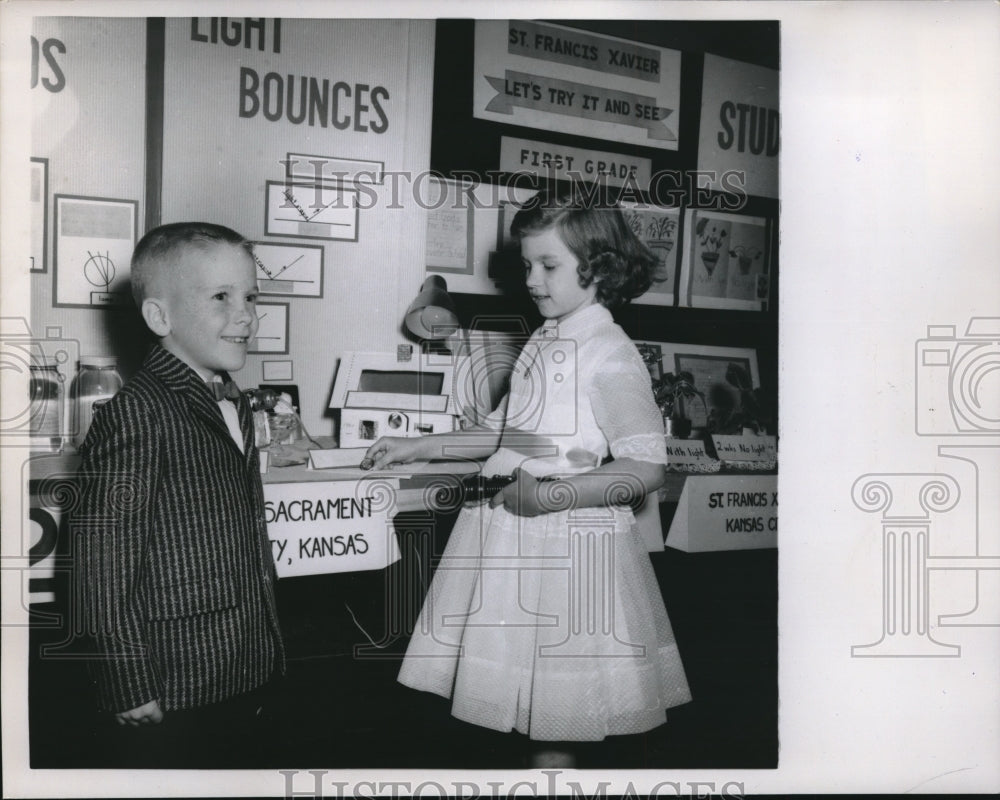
[{"x1": 429, "y1": 19, "x2": 779, "y2": 428}]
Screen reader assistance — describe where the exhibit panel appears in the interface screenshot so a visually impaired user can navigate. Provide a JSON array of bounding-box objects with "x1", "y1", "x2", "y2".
[{"x1": 21, "y1": 15, "x2": 778, "y2": 773}]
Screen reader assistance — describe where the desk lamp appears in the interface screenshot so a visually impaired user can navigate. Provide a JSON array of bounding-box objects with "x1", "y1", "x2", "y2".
[{"x1": 404, "y1": 275, "x2": 460, "y2": 341}]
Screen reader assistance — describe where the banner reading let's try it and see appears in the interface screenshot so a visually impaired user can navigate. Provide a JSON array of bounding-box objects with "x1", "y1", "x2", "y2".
[{"x1": 474, "y1": 21, "x2": 682, "y2": 151}]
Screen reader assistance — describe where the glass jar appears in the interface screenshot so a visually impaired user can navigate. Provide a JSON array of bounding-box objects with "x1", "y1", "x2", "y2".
[
  {"x1": 70, "y1": 356, "x2": 123, "y2": 448},
  {"x1": 29, "y1": 358, "x2": 66, "y2": 450}
]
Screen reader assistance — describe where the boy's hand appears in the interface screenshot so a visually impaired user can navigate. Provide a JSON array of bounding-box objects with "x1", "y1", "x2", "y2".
[{"x1": 115, "y1": 699, "x2": 164, "y2": 726}]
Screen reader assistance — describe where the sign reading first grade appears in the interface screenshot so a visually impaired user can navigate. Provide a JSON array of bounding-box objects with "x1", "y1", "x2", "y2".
[{"x1": 263, "y1": 479, "x2": 400, "y2": 577}]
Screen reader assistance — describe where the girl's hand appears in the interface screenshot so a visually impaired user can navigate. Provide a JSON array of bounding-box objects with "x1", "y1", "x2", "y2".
[
  {"x1": 489, "y1": 468, "x2": 571, "y2": 517},
  {"x1": 362, "y1": 436, "x2": 427, "y2": 470}
]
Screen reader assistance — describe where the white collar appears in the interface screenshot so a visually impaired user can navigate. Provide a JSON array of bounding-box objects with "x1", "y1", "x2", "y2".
[{"x1": 539, "y1": 303, "x2": 611, "y2": 339}]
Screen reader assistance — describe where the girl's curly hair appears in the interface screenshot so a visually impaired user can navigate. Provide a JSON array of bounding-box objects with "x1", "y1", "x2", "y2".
[{"x1": 510, "y1": 187, "x2": 660, "y2": 308}]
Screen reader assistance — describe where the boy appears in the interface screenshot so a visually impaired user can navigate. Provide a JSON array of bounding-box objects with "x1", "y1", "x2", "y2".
[{"x1": 73, "y1": 222, "x2": 284, "y2": 767}]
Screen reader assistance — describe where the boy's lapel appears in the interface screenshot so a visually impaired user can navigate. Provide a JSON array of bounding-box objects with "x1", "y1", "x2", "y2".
[
  {"x1": 145, "y1": 346, "x2": 242, "y2": 449},
  {"x1": 235, "y1": 390, "x2": 257, "y2": 466}
]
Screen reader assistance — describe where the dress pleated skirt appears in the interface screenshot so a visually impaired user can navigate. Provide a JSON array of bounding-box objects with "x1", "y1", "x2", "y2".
[{"x1": 398, "y1": 499, "x2": 692, "y2": 741}]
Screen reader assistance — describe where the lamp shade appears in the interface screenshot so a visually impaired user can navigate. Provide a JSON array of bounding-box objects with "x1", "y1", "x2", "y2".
[{"x1": 404, "y1": 275, "x2": 459, "y2": 340}]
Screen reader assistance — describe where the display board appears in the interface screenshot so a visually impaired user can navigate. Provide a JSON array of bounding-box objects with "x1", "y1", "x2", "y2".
[
  {"x1": 159, "y1": 18, "x2": 435, "y2": 434},
  {"x1": 697, "y1": 53, "x2": 779, "y2": 199},
  {"x1": 666, "y1": 473, "x2": 777, "y2": 552}
]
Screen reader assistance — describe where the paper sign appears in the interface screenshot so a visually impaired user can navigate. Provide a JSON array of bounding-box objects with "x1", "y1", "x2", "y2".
[
  {"x1": 264, "y1": 479, "x2": 400, "y2": 577},
  {"x1": 285, "y1": 153, "x2": 385, "y2": 185},
  {"x1": 308, "y1": 447, "x2": 370, "y2": 470},
  {"x1": 474, "y1": 21, "x2": 681, "y2": 151},
  {"x1": 696, "y1": 53, "x2": 778, "y2": 199},
  {"x1": 425, "y1": 177, "x2": 473, "y2": 273},
  {"x1": 664, "y1": 438, "x2": 718, "y2": 471},
  {"x1": 666, "y1": 473, "x2": 777, "y2": 552},
  {"x1": 499, "y1": 136, "x2": 652, "y2": 186},
  {"x1": 711, "y1": 434, "x2": 777, "y2": 465}
]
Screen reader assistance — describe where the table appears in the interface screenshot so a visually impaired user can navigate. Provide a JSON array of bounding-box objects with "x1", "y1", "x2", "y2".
[{"x1": 24, "y1": 446, "x2": 777, "y2": 769}]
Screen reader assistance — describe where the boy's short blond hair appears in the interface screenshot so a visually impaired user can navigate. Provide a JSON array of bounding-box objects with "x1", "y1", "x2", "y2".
[{"x1": 130, "y1": 222, "x2": 254, "y2": 307}]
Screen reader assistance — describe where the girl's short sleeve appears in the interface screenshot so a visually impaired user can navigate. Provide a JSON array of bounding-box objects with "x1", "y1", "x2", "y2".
[{"x1": 589, "y1": 340, "x2": 667, "y2": 465}]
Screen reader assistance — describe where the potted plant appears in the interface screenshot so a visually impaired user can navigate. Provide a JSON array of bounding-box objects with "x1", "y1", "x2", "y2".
[
  {"x1": 652, "y1": 371, "x2": 707, "y2": 439},
  {"x1": 705, "y1": 362, "x2": 771, "y2": 435}
]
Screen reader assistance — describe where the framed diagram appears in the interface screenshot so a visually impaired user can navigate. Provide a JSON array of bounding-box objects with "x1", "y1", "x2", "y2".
[
  {"x1": 252, "y1": 242, "x2": 324, "y2": 298},
  {"x1": 679, "y1": 208, "x2": 772, "y2": 311},
  {"x1": 285, "y1": 152, "x2": 385, "y2": 185},
  {"x1": 53, "y1": 194, "x2": 138, "y2": 308},
  {"x1": 265, "y1": 181, "x2": 358, "y2": 241},
  {"x1": 251, "y1": 302, "x2": 290, "y2": 354},
  {"x1": 622, "y1": 202, "x2": 682, "y2": 307},
  {"x1": 30, "y1": 158, "x2": 48, "y2": 273}
]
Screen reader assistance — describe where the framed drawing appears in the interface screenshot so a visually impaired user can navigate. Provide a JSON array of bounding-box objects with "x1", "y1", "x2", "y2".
[
  {"x1": 678, "y1": 208, "x2": 772, "y2": 311},
  {"x1": 622, "y1": 202, "x2": 681, "y2": 306},
  {"x1": 251, "y1": 302, "x2": 290, "y2": 354},
  {"x1": 659, "y1": 342, "x2": 759, "y2": 429},
  {"x1": 252, "y1": 242, "x2": 324, "y2": 298},
  {"x1": 30, "y1": 158, "x2": 48, "y2": 273},
  {"x1": 53, "y1": 194, "x2": 138, "y2": 308}
]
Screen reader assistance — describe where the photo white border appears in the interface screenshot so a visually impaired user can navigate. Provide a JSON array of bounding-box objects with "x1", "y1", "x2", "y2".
[{"x1": 3, "y1": 1, "x2": 999, "y2": 797}]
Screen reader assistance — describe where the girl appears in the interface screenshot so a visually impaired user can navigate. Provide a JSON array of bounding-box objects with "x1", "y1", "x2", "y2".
[{"x1": 364, "y1": 189, "x2": 691, "y2": 765}]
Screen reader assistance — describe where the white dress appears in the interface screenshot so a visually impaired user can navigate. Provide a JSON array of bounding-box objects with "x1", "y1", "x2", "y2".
[{"x1": 398, "y1": 303, "x2": 691, "y2": 741}]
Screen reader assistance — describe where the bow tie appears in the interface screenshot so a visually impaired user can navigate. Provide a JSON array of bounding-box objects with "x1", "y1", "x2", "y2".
[{"x1": 208, "y1": 379, "x2": 242, "y2": 402}]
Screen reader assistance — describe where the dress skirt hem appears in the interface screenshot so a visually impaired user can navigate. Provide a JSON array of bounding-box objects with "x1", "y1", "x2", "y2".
[{"x1": 396, "y1": 499, "x2": 692, "y2": 742}]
